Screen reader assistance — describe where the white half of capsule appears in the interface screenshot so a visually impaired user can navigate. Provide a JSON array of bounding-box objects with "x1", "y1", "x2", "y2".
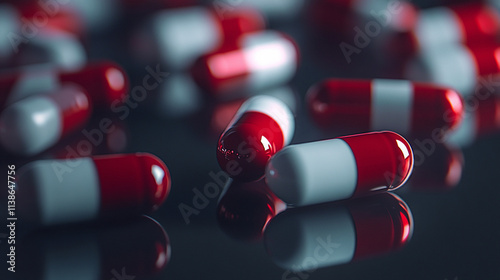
[
  {"x1": 404, "y1": 45, "x2": 477, "y2": 97},
  {"x1": 265, "y1": 207, "x2": 356, "y2": 271},
  {"x1": 23, "y1": 31, "x2": 86, "y2": 70},
  {"x1": 152, "y1": 7, "x2": 220, "y2": 69},
  {"x1": 0, "y1": 4, "x2": 20, "y2": 59},
  {"x1": 446, "y1": 110, "x2": 477, "y2": 147},
  {"x1": 266, "y1": 139, "x2": 357, "y2": 206},
  {"x1": 18, "y1": 158, "x2": 101, "y2": 226},
  {"x1": 371, "y1": 79, "x2": 413, "y2": 135},
  {"x1": 237, "y1": 0, "x2": 304, "y2": 18},
  {"x1": 242, "y1": 31, "x2": 297, "y2": 91},
  {"x1": 226, "y1": 95, "x2": 295, "y2": 145},
  {"x1": 415, "y1": 7, "x2": 462, "y2": 50},
  {"x1": 5, "y1": 68, "x2": 59, "y2": 106},
  {"x1": 0, "y1": 95, "x2": 62, "y2": 156}
]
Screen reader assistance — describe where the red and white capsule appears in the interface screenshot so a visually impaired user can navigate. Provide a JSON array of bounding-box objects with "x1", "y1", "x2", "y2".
[
  {"x1": 18, "y1": 153, "x2": 171, "y2": 226},
  {"x1": 191, "y1": 31, "x2": 299, "y2": 96},
  {"x1": 264, "y1": 193, "x2": 413, "y2": 271},
  {"x1": 405, "y1": 44, "x2": 500, "y2": 97},
  {"x1": 447, "y1": 94, "x2": 500, "y2": 147},
  {"x1": 402, "y1": 3, "x2": 500, "y2": 54},
  {"x1": 0, "y1": 85, "x2": 90, "y2": 156},
  {"x1": 132, "y1": 6, "x2": 265, "y2": 69},
  {"x1": 0, "y1": 61, "x2": 129, "y2": 109},
  {"x1": 266, "y1": 131, "x2": 414, "y2": 206},
  {"x1": 308, "y1": 79, "x2": 464, "y2": 137},
  {"x1": 217, "y1": 95, "x2": 295, "y2": 182}
]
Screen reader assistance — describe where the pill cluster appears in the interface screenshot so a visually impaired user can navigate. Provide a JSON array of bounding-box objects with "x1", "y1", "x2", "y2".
[{"x1": 3, "y1": 0, "x2": 500, "y2": 276}]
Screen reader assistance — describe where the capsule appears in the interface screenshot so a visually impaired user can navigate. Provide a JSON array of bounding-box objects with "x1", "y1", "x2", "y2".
[
  {"x1": 217, "y1": 179, "x2": 286, "y2": 242},
  {"x1": 405, "y1": 44, "x2": 500, "y2": 97},
  {"x1": 0, "y1": 61, "x2": 129, "y2": 109},
  {"x1": 400, "y1": 3, "x2": 500, "y2": 55},
  {"x1": 191, "y1": 31, "x2": 299, "y2": 96},
  {"x1": 217, "y1": 95, "x2": 295, "y2": 182},
  {"x1": 18, "y1": 216, "x2": 170, "y2": 279},
  {"x1": 447, "y1": 94, "x2": 500, "y2": 147},
  {"x1": 17, "y1": 153, "x2": 171, "y2": 227},
  {"x1": 308, "y1": 79, "x2": 464, "y2": 137},
  {"x1": 132, "y1": 6, "x2": 265, "y2": 69},
  {"x1": 8, "y1": 30, "x2": 86, "y2": 70},
  {"x1": 0, "y1": 85, "x2": 91, "y2": 156},
  {"x1": 210, "y1": 0, "x2": 305, "y2": 19},
  {"x1": 264, "y1": 193, "x2": 413, "y2": 271},
  {"x1": 266, "y1": 131, "x2": 413, "y2": 206}
]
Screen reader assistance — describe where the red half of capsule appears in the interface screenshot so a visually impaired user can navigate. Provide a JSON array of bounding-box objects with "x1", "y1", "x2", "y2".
[
  {"x1": 217, "y1": 112, "x2": 285, "y2": 182},
  {"x1": 340, "y1": 131, "x2": 413, "y2": 196},
  {"x1": 60, "y1": 61, "x2": 129, "y2": 108},
  {"x1": 213, "y1": 8, "x2": 266, "y2": 42},
  {"x1": 93, "y1": 153, "x2": 171, "y2": 215},
  {"x1": 307, "y1": 79, "x2": 464, "y2": 136},
  {"x1": 452, "y1": 3, "x2": 500, "y2": 45}
]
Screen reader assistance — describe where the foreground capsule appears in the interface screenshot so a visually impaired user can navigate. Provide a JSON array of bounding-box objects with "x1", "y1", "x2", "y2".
[
  {"x1": 264, "y1": 193, "x2": 413, "y2": 271},
  {"x1": 133, "y1": 6, "x2": 265, "y2": 69},
  {"x1": 405, "y1": 44, "x2": 500, "y2": 97},
  {"x1": 217, "y1": 95, "x2": 294, "y2": 182},
  {"x1": 0, "y1": 61, "x2": 129, "y2": 109},
  {"x1": 308, "y1": 79, "x2": 464, "y2": 137},
  {"x1": 191, "y1": 31, "x2": 299, "y2": 96},
  {"x1": 266, "y1": 131, "x2": 413, "y2": 206},
  {"x1": 0, "y1": 85, "x2": 91, "y2": 156},
  {"x1": 18, "y1": 153, "x2": 171, "y2": 227}
]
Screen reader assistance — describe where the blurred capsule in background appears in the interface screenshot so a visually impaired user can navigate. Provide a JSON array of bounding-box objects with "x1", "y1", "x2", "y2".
[
  {"x1": 405, "y1": 44, "x2": 500, "y2": 97},
  {"x1": 18, "y1": 216, "x2": 170, "y2": 280},
  {"x1": 266, "y1": 131, "x2": 413, "y2": 206},
  {"x1": 406, "y1": 142, "x2": 464, "y2": 192},
  {"x1": 264, "y1": 193, "x2": 413, "y2": 271},
  {"x1": 5, "y1": 29, "x2": 86, "y2": 70},
  {"x1": 0, "y1": 85, "x2": 91, "y2": 156},
  {"x1": 388, "y1": 3, "x2": 500, "y2": 57},
  {"x1": 307, "y1": 79, "x2": 464, "y2": 138},
  {"x1": 0, "y1": 60, "x2": 129, "y2": 109},
  {"x1": 210, "y1": 86, "x2": 298, "y2": 136},
  {"x1": 446, "y1": 94, "x2": 500, "y2": 147},
  {"x1": 217, "y1": 95, "x2": 295, "y2": 182},
  {"x1": 201, "y1": 0, "x2": 305, "y2": 20},
  {"x1": 18, "y1": 153, "x2": 171, "y2": 227},
  {"x1": 308, "y1": 0, "x2": 418, "y2": 37},
  {"x1": 131, "y1": 6, "x2": 265, "y2": 70},
  {"x1": 216, "y1": 179, "x2": 286, "y2": 242},
  {"x1": 191, "y1": 31, "x2": 299, "y2": 96}
]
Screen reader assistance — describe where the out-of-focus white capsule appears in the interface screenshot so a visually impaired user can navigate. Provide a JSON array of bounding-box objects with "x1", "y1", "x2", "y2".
[
  {"x1": 132, "y1": 6, "x2": 265, "y2": 69},
  {"x1": 405, "y1": 44, "x2": 500, "y2": 97},
  {"x1": 0, "y1": 85, "x2": 91, "y2": 156}
]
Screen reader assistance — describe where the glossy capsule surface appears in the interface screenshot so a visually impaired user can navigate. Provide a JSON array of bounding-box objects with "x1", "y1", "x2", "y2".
[
  {"x1": 0, "y1": 85, "x2": 90, "y2": 156},
  {"x1": 191, "y1": 31, "x2": 299, "y2": 95},
  {"x1": 18, "y1": 153, "x2": 171, "y2": 226},
  {"x1": 308, "y1": 79, "x2": 464, "y2": 137},
  {"x1": 217, "y1": 95, "x2": 294, "y2": 182},
  {"x1": 266, "y1": 131, "x2": 413, "y2": 206}
]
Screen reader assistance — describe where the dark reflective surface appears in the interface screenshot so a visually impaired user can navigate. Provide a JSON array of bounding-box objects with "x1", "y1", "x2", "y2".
[{"x1": 2, "y1": 1, "x2": 500, "y2": 280}]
